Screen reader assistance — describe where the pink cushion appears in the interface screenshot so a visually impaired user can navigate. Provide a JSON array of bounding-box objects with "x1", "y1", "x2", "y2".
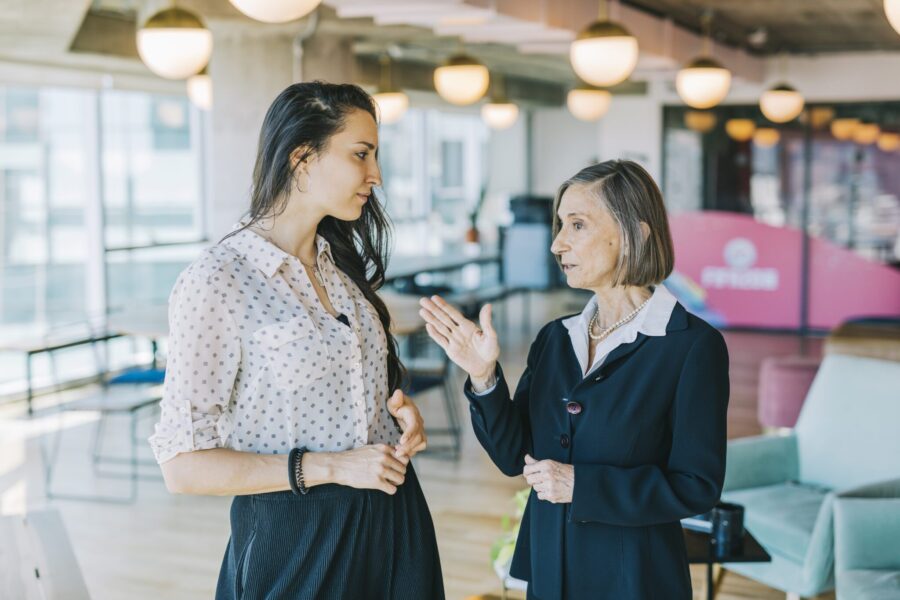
[{"x1": 758, "y1": 355, "x2": 821, "y2": 428}]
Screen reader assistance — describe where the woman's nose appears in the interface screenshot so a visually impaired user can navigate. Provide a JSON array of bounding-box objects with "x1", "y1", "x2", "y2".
[{"x1": 369, "y1": 160, "x2": 382, "y2": 187}]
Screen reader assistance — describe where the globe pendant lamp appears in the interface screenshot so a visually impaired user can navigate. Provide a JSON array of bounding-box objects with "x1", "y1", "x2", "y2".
[
  {"x1": 567, "y1": 86, "x2": 612, "y2": 122},
  {"x1": 684, "y1": 111, "x2": 717, "y2": 133},
  {"x1": 187, "y1": 66, "x2": 212, "y2": 110},
  {"x1": 753, "y1": 127, "x2": 780, "y2": 148},
  {"x1": 725, "y1": 119, "x2": 756, "y2": 142},
  {"x1": 372, "y1": 55, "x2": 409, "y2": 125},
  {"x1": 137, "y1": 7, "x2": 213, "y2": 80},
  {"x1": 853, "y1": 122, "x2": 881, "y2": 145},
  {"x1": 434, "y1": 54, "x2": 490, "y2": 106},
  {"x1": 229, "y1": 0, "x2": 321, "y2": 23},
  {"x1": 830, "y1": 118, "x2": 860, "y2": 141},
  {"x1": 570, "y1": 1, "x2": 638, "y2": 88},
  {"x1": 886, "y1": 0, "x2": 900, "y2": 35},
  {"x1": 676, "y1": 57, "x2": 732, "y2": 109},
  {"x1": 481, "y1": 74, "x2": 519, "y2": 130},
  {"x1": 760, "y1": 83, "x2": 804, "y2": 123},
  {"x1": 878, "y1": 132, "x2": 900, "y2": 152}
]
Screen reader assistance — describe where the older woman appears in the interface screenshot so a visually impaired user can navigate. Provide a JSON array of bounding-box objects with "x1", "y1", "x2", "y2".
[{"x1": 419, "y1": 159, "x2": 729, "y2": 599}]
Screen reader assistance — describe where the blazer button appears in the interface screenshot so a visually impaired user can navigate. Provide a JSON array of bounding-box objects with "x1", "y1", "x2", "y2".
[
  {"x1": 566, "y1": 401, "x2": 582, "y2": 415},
  {"x1": 560, "y1": 434, "x2": 571, "y2": 449}
]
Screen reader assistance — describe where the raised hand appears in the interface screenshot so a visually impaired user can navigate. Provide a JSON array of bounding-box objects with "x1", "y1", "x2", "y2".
[
  {"x1": 387, "y1": 389, "x2": 428, "y2": 459},
  {"x1": 419, "y1": 296, "x2": 500, "y2": 381}
]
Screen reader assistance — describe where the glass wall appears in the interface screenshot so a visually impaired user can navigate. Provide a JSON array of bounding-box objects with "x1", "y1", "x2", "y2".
[{"x1": 0, "y1": 84, "x2": 206, "y2": 396}]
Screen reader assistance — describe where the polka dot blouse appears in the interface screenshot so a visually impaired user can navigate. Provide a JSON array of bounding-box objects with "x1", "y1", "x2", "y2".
[{"x1": 148, "y1": 226, "x2": 400, "y2": 464}]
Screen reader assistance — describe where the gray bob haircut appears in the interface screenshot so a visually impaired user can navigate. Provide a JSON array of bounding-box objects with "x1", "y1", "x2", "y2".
[{"x1": 552, "y1": 159, "x2": 674, "y2": 287}]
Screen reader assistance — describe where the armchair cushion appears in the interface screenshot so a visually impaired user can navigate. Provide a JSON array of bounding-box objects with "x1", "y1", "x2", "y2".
[
  {"x1": 724, "y1": 482, "x2": 828, "y2": 564},
  {"x1": 723, "y1": 433, "x2": 799, "y2": 493}
]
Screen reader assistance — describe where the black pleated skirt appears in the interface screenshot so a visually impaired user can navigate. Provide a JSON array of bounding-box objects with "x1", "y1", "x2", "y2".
[{"x1": 215, "y1": 464, "x2": 444, "y2": 600}]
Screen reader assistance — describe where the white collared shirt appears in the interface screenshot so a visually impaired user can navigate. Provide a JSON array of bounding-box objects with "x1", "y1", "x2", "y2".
[
  {"x1": 563, "y1": 284, "x2": 677, "y2": 377},
  {"x1": 473, "y1": 285, "x2": 677, "y2": 395},
  {"x1": 148, "y1": 226, "x2": 398, "y2": 464}
]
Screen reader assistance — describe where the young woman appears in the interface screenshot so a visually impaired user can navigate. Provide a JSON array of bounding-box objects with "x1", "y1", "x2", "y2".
[
  {"x1": 420, "y1": 160, "x2": 729, "y2": 599},
  {"x1": 150, "y1": 82, "x2": 444, "y2": 600}
]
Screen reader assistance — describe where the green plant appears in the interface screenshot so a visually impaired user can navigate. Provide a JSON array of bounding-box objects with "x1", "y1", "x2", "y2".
[{"x1": 490, "y1": 487, "x2": 530, "y2": 572}]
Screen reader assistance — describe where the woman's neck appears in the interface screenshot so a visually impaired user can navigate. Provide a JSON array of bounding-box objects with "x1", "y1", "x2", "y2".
[
  {"x1": 590, "y1": 285, "x2": 653, "y2": 328},
  {"x1": 249, "y1": 212, "x2": 320, "y2": 265}
]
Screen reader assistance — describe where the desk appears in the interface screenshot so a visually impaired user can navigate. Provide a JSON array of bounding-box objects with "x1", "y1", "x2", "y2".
[
  {"x1": 684, "y1": 528, "x2": 771, "y2": 600},
  {"x1": 1, "y1": 328, "x2": 122, "y2": 416},
  {"x1": 386, "y1": 249, "x2": 500, "y2": 284}
]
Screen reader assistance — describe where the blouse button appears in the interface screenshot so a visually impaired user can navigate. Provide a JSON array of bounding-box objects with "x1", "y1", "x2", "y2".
[
  {"x1": 560, "y1": 434, "x2": 571, "y2": 449},
  {"x1": 566, "y1": 401, "x2": 583, "y2": 415}
]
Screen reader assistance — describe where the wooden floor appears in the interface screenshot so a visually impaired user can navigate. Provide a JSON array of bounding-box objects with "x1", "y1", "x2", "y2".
[{"x1": 0, "y1": 289, "x2": 830, "y2": 599}]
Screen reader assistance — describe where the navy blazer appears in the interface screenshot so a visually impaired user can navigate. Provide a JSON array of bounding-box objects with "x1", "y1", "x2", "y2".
[{"x1": 465, "y1": 302, "x2": 730, "y2": 600}]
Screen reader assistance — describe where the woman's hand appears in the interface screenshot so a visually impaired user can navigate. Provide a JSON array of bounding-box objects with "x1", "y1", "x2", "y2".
[
  {"x1": 523, "y1": 454, "x2": 574, "y2": 504},
  {"x1": 387, "y1": 389, "x2": 427, "y2": 459},
  {"x1": 326, "y1": 444, "x2": 409, "y2": 495},
  {"x1": 419, "y1": 296, "x2": 500, "y2": 383}
]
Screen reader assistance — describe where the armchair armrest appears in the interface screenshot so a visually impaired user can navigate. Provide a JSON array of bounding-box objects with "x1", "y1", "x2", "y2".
[
  {"x1": 834, "y1": 496, "x2": 900, "y2": 571},
  {"x1": 723, "y1": 433, "x2": 799, "y2": 492}
]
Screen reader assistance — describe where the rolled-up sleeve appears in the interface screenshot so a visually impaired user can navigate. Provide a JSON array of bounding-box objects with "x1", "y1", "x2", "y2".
[{"x1": 148, "y1": 271, "x2": 240, "y2": 464}]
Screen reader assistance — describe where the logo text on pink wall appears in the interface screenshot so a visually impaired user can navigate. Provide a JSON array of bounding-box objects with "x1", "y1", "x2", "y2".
[{"x1": 700, "y1": 238, "x2": 779, "y2": 291}]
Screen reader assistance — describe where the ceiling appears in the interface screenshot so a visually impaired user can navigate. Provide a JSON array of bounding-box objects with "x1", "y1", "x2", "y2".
[{"x1": 621, "y1": 0, "x2": 900, "y2": 55}]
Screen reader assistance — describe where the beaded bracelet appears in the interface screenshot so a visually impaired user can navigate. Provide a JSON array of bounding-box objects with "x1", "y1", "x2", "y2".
[{"x1": 288, "y1": 447, "x2": 309, "y2": 495}]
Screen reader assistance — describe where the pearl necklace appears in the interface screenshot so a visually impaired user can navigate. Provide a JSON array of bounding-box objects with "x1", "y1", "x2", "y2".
[{"x1": 588, "y1": 295, "x2": 652, "y2": 341}]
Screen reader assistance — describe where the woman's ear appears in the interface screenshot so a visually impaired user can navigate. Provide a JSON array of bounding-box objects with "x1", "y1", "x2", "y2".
[
  {"x1": 639, "y1": 221, "x2": 651, "y2": 243},
  {"x1": 289, "y1": 146, "x2": 311, "y2": 171}
]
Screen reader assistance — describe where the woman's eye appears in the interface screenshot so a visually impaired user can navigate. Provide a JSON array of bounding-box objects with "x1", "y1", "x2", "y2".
[
  {"x1": 356, "y1": 151, "x2": 368, "y2": 159},
  {"x1": 573, "y1": 222, "x2": 583, "y2": 231}
]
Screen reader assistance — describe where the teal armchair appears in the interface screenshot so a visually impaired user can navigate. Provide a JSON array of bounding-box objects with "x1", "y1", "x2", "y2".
[
  {"x1": 721, "y1": 354, "x2": 900, "y2": 597},
  {"x1": 834, "y1": 479, "x2": 900, "y2": 600}
]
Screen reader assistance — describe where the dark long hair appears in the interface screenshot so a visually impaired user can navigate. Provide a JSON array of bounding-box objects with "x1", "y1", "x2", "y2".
[{"x1": 227, "y1": 81, "x2": 406, "y2": 392}]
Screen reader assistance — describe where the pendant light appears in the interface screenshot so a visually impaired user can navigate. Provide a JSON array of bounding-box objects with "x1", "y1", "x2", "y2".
[
  {"x1": 886, "y1": 0, "x2": 900, "y2": 35},
  {"x1": 229, "y1": 0, "x2": 321, "y2": 23},
  {"x1": 567, "y1": 85, "x2": 612, "y2": 122},
  {"x1": 853, "y1": 122, "x2": 881, "y2": 145},
  {"x1": 760, "y1": 83, "x2": 804, "y2": 123},
  {"x1": 187, "y1": 66, "x2": 213, "y2": 110},
  {"x1": 434, "y1": 52, "x2": 490, "y2": 106},
  {"x1": 570, "y1": 1, "x2": 639, "y2": 87},
  {"x1": 877, "y1": 132, "x2": 900, "y2": 152},
  {"x1": 684, "y1": 110, "x2": 717, "y2": 133},
  {"x1": 676, "y1": 10, "x2": 731, "y2": 109},
  {"x1": 137, "y1": 6, "x2": 213, "y2": 80},
  {"x1": 725, "y1": 119, "x2": 756, "y2": 142},
  {"x1": 753, "y1": 127, "x2": 780, "y2": 148},
  {"x1": 372, "y1": 55, "x2": 409, "y2": 125},
  {"x1": 830, "y1": 118, "x2": 860, "y2": 141},
  {"x1": 481, "y1": 73, "x2": 519, "y2": 130}
]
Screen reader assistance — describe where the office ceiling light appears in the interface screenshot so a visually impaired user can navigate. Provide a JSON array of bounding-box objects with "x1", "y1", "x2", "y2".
[
  {"x1": 566, "y1": 86, "x2": 612, "y2": 122},
  {"x1": 676, "y1": 12, "x2": 731, "y2": 109},
  {"x1": 229, "y1": 0, "x2": 321, "y2": 23},
  {"x1": 137, "y1": 7, "x2": 213, "y2": 80},
  {"x1": 877, "y1": 132, "x2": 900, "y2": 151},
  {"x1": 684, "y1": 110, "x2": 717, "y2": 133},
  {"x1": 372, "y1": 55, "x2": 408, "y2": 124},
  {"x1": 753, "y1": 127, "x2": 781, "y2": 148},
  {"x1": 570, "y1": 2, "x2": 638, "y2": 87},
  {"x1": 809, "y1": 106, "x2": 835, "y2": 129},
  {"x1": 187, "y1": 67, "x2": 212, "y2": 110},
  {"x1": 853, "y1": 122, "x2": 881, "y2": 145},
  {"x1": 481, "y1": 102, "x2": 519, "y2": 130},
  {"x1": 725, "y1": 118, "x2": 756, "y2": 142},
  {"x1": 677, "y1": 57, "x2": 731, "y2": 109},
  {"x1": 760, "y1": 83, "x2": 804, "y2": 123},
  {"x1": 481, "y1": 73, "x2": 518, "y2": 130},
  {"x1": 830, "y1": 118, "x2": 860, "y2": 141},
  {"x1": 434, "y1": 54, "x2": 489, "y2": 105},
  {"x1": 886, "y1": 0, "x2": 900, "y2": 35}
]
